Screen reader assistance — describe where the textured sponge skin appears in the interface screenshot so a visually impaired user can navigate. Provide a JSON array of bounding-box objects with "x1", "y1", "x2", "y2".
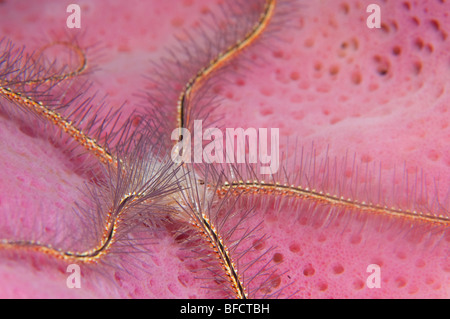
[{"x1": 0, "y1": 0, "x2": 448, "y2": 298}]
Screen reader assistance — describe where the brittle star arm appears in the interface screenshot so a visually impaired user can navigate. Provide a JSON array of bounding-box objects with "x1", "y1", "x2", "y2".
[
  {"x1": 0, "y1": 42, "x2": 136, "y2": 262},
  {"x1": 212, "y1": 180, "x2": 450, "y2": 227},
  {"x1": 176, "y1": 0, "x2": 277, "y2": 140},
  {"x1": 0, "y1": 41, "x2": 116, "y2": 166},
  {"x1": 0, "y1": 193, "x2": 138, "y2": 263},
  {"x1": 174, "y1": 0, "x2": 277, "y2": 299}
]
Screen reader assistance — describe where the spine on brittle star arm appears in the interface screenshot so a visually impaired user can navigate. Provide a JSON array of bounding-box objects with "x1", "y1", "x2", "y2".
[
  {"x1": 0, "y1": 87, "x2": 116, "y2": 166},
  {"x1": 215, "y1": 181, "x2": 450, "y2": 226},
  {"x1": 176, "y1": 0, "x2": 276, "y2": 140}
]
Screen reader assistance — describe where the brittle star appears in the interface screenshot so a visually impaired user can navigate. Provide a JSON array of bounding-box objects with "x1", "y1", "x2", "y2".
[{"x1": 0, "y1": 0, "x2": 448, "y2": 299}]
